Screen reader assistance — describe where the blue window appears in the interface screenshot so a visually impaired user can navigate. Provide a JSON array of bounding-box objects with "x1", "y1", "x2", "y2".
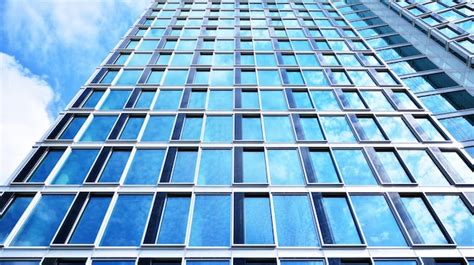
[
  {"x1": 398, "y1": 150, "x2": 448, "y2": 185},
  {"x1": 82, "y1": 91, "x2": 104, "y2": 108},
  {"x1": 320, "y1": 116, "x2": 356, "y2": 143},
  {"x1": 92, "y1": 261, "x2": 135, "y2": 265},
  {"x1": 302, "y1": 70, "x2": 329, "y2": 86},
  {"x1": 348, "y1": 71, "x2": 376, "y2": 86},
  {"x1": 127, "y1": 53, "x2": 152, "y2": 66},
  {"x1": 243, "y1": 196, "x2": 274, "y2": 244},
  {"x1": 261, "y1": 90, "x2": 288, "y2": 111},
  {"x1": 98, "y1": 150, "x2": 131, "y2": 183},
  {"x1": 310, "y1": 91, "x2": 340, "y2": 110},
  {"x1": 27, "y1": 149, "x2": 64, "y2": 183},
  {"x1": 116, "y1": 70, "x2": 142, "y2": 86},
  {"x1": 299, "y1": 117, "x2": 324, "y2": 141},
  {"x1": 375, "y1": 261, "x2": 417, "y2": 265},
  {"x1": 198, "y1": 149, "x2": 232, "y2": 185},
  {"x1": 210, "y1": 70, "x2": 234, "y2": 86},
  {"x1": 242, "y1": 117, "x2": 263, "y2": 140},
  {"x1": 208, "y1": 90, "x2": 233, "y2": 110},
  {"x1": 51, "y1": 149, "x2": 99, "y2": 184},
  {"x1": 119, "y1": 117, "x2": 144, "y2": 140},
  {"x1": 440, "y1": 151, "x2": 473, "y2": 184},
  {"x1": 321, "y1": 196, "x2": 362, "y2": 244},
  {"x1": 357, "y1": 117, "x2": 386, "y2": 141},
  {"x1": 124, "y1": 149, "x2": 165, "y2": 185},
  {"x1": 12, "y1": 195, "x2": 74, "y2": 246},
  {"x1": 157, "y1": 196, "x2": 191, "y2": 244},
  {"x1": 400, "y1": 196, "x2": 449, "y2": 244},
  {"x1": 241, "y1": 91, "x2": 260, "y2": 109},
  {"x1": 204, "y1": 116, "x2": 233, "y2": 142},
  {"x1": 170, "y1": 53, "x2": 193, "y2": 66},
  {"x1": 142, "y1": 116, "x2": 175, "y2": 142},
  {"x1": 378, "y1": 117, "x2": 418, "y2": 142},
  {"x1": 0, "y1": 196, "x2": 33, "y2": 244},
  {"x1": 256, "y1": 54, "x2": 277, "y2": 66},
  {"x1": 80, "y1": 115, "x2": 117, "y2": 142},
  {"x1": 241, "y1": 70, "x2": 257, "y2": 84},
  {"x1": 268, "y1": 149, "x2": 305, "y2": 185},
  {"x1": 134, "y1": 91, "x2": 155, "y2": 109},
  {"x1": 351, "y1": 195, "x2": 407, "y2": 246},
  {"x1": 342, "y1": 91, "x2": 366, "y2": 109},
  {"x1": 273, "y1": 195, "x2": 320, "y2": 246},
  {"x1": 163, "y1": 70, "x2": 188, "y2": 86},
  {"x1": 242, "y1": 150, "x2": 267, "y2": 183},
  {"x1": 296, "y1": 54, "x2": 320, "y2": 67},
  {"x1": 100, "y1": 70, "x2": 118, "y2": 84},
  {"x1": 154, "y1": 90, "x2": 182, "y2": 110},
  {"x1": 138, "y1": 40, "x2": 159, "y2": 50},
  {"x1": 187, "y1": 261, "x2": 229, "y2": 265},
  {"x1": 188, "y1": 90, "x2": 207, "y2": 109},
  {"x1": 193, "y1": 70, "x2": 210, "y2": 84},
  {"x1": 258, "y1": 70, "x2": 281, "y2": 86},
  {"x1": 190, "y1": 195, "x2": 231, "y2": 246},
  {"x1": 428, "y1": 195, "x2": 474, "y2": 246},
  {"x1": 100, "y1": 90, "x2": 131, "y2": 110},
  {"x1": 331, "y1": 71, "x2": 352, "y2": 85},
  {"x1": 281, "y1": 261, "x2": 323, "y2": 265},
  {"x1": 146, "y1": 70, "x2": 164, "y2": 84},
  {"x1": 375, "y1": 151, "x2": 412, "y2": 184},
  {"x1": 292, "y1": 91, "x2": 313, "y2": 109},
  {"x1": 59, "y1": 116, "x2": 87, "y2": 139},
  {"x1": 213, "y1": 53, "x2": 234, "y2": 66},
  {"x1": 264, "y1": 116, "x2": 295, "y2": 143},
  {"x1": 69, "y1": 196, "x2": 112, "y2": 244},
  {"x1": 333, "y1": 149, "x2": 377, "y2": 185},
  {"x1": 414, "y1": 117, "x2": 445, "y2": 141},
  {"x1": 360, "y1": 91, "x2": 394, "y2": 111},
  {"x1": 309, "y1": 150, "x2": 340, "y2": 183},
  {"x1": 170, "y1": 150, "x2": 198, "y2": 183},
  {"x1": 181, "y1": 116, "x2": 203, "y2": 140},
  {"x1": 100, "y1": 194, "x2": 153, "y2": 246},
  {"x1": 286, "y1": 71, "x2": 305, "y2": 85}
]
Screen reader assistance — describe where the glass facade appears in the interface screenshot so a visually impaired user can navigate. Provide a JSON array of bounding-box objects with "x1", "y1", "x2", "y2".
[{"x1": 1, "y1": 0, "x2": 473, "y2": 263}]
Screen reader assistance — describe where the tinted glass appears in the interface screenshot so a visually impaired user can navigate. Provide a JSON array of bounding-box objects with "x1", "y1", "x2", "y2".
[
  {"x1": 243, "y1": 197, "x2": 274, "y2": 244},
  {"x1": 376, "y1": 151, "x2": 411, "y2": 184},
  {"x1": 309, "y1": 151, "x2": 340, "y2": 183},
  {"x1": 268, "y1": 149, "x2": 305, "y2": 185},
  {"x1": 154, "y1": 90, "x2": 182, "y2": 110},
  {"x1": 264, "y1": 116, "x2": 295, "y2": 143},
  {"x1": 51, "y1": 149, "x2": 99, "y2": 184},
  {"x1": 204, "y1": 116, "x2": 233, "y2": 142},
  {"x1": 208, "y1": 91, "x2": 233, "y2": 110},
  {"x1": 69, "y1": 196, "x2": 112, "y2": 244},
  {"x1": 398, "y1": 150, "x2": 448, "y2": 185},
  {"x1": 198, "y1": 149, "x2": 232, "y2": 185},
  {"x1": 261, "y1": 90, "x2": 287, "y2": 110},
  {"x1": 320, "y1": 116, "x2": 355, "y2": 143},
  {"x1": 80, "y1": 116, "x2": 117, "y2": 142},
  {"x1": 124, "y1": 149, "x2": 165, "y2": 185},
  {"x1": 242, "y1": 150, "x2": 267, "y2": 183},
  {"x1": 300, "y1": 117, "x2": 324, "y2": 141},
  {"x1": 0, "y1": 196, "x2": 33, "y2": 244},
  {"x1": 321, "y1": 196, "x2": 362, "y2": 244},
  {"x1": 119, "y1": 117, "x2": 144, "y2": 140},
  {"x1": 181, "y1": 117, "x2": 203, "y2": 140},
  {"x1": 170, "y1": 150, "x2": 198, "y2": 183},
  {"x1": 59, "y1": 116, "x2": 87, "y2": 140},
  {"x1": 27, "y1": 149, "x2": 64, "y2": 182},
  {"x1": 157, "y1": 196, "x2": 191, "y2": 244},
  {"x1": 142, "y1": 116, "x2": 175, "y2": 141},
  {"x1": 333, "y1": 150, "x2": 376, "y2": 185}
]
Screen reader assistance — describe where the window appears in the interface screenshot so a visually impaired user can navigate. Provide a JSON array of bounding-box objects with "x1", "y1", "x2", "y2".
[
  {"x1": 241, "y1": 70, "x2": 257, "y2": 85},
  {"x1": 100, "y1": 90, "x2": 131, "y2": 110},
  {"x1": 208, "y1": 90, "x2": 233, "y2": 110},
  {"x1": 188, "y1": 90, "x2": 207, "y2": 109},
  {"x1": 303, "y1": 70, "x2": 329, "y2": 86},
  {"x1": 12, "y1": 195, "x2": 74, "y2": 246},
  {"x1": 256, "y1": 54, "x2": 277, "y2": 66},
  {"x1": 398, "y1": 150, "x2": 448, "y2": 185},
  {"x1": 213, "y1": 53, "x2": 234, "y2": 66},
  {"x1": 299, "y1": 117, "x2": 324, "y2": 141},
  {"x1": 59, "y1": 116, "x2": 87, "y2": 140},
  {"x1": 242, "y1": 150, "x2": 267, "y2": 183},
  {"x1": 170, "y1": 150, "x2": 198, "y2": 183},
  {"x1": 375, "y1": 150, "x2": 412, "y2": 184},
  {"x1": 357, "y1": 117, "x2": 386, "y2": 141},
  {"x1": 119, "y1": 116, "x2": 144, "y2": 140},
  {"x1": 170, "y1": 53, "x2": 193, "y2": 66},
  {"x1": 146, "y1": 70, "x2": 164, "y2": 84},
  {"x1": 189, "y1": 195, "x2": 231, "y2": 246},
  {"x1": 156, "y1": 196, "x2": 191, "y2": 244},
  {"x1": 268, "y1": 149, "x2": 305, "y2": 185},
  {"x1": 258, "y1": 70, "x2": 281, "y2": 86},
  {"x1": 311, "y1": 91, "x2": 340, "y2": 110},
  {"x1": 341, "y1": 91, "x2": 366, "y2": 109},
  {"x1": 210, "y1": 70, "x2": 234, "y2": 86},
  {"x1": 273, "y1": 195, "x2": 320, "y2": 246},
  {"x1": 69, "y1": 196, "x2": 112, "y2": 244},
  {"x1": 124, "y1": 149, "x2": 165, "y2": 185},
  {"x1": 242, "y1": 117, "x2": 263, "y2": 140},
  {"x1": 333, "y1": 149, "x2": 377, "y2": 185},
  {"x1": 414, "y1": 117, "x2": 445, "y2": 141},
  {"x1": 92, "y1": 261, "x2": 135, "y2": 265},
  {"x1": 320, "y1": 116, "x2": 356, "y2": 143},
  {"x1": 142, "y1": 116, "x2": 175, "y2": 142},
  {"x1": 27, "y1": 149, "x2": 64, "y2": 182},
  {"x1": 128, "y1": 53, "x2": 152, "y2": 66},
  {"x1": 116, "y1": 70, "x2": 142, "y2": 86},
  {"x1": 348, "y1": 71, "x2": 376, "y2": 86},
  {"x1": 100, "y1": 194, "x2": 153, "y2": 246},
  {"x1": 204, "y1": 116, "x2": 233, "y2": 142},
  {"x1": 351, "y1": 195, "x2": 407, "y2": 246},
  {"x1": 82, "y1": 91, "x2": 104, "y2": 108},
  {"x1": 198, "y1": 149, "x2": 232, "y2": 185},
  {"x1": 378, "y1": 117, "x2": 418, "y2": 142},
  {"x1": 309, "y1": 150, "x2": 340, "y2": 183},
  {"x1": 292, "y1": 91, "x2": 313, "y2": 109},
  {"x1": 0, "y1": 196, "x2": 33, "y2": 244},
  {"x1": 98, "y1": 150, "x2": 131, "y2": 183},
  {"x1": 163, "y1": 70, "x2": 188, "y2": 86},
  {"x1": 51, "y1": 149, "x2": 99, "y2": 184},
  {"x1": 440, "y1": 151, "x2": 473, "y2": 184},
  {"x1": 80, "y1": 115, "x2": 117, "y2": 142},
  {"x1": 239, "y1": 195, "x2": 274, "y2": 244},
  {"x1": 181, "y1": 116, "x2": 203, "y2": 140},
  {"x1": 100, "y1": 70, "x2": 118, "y2": 84},
  {"x1": 264, "y1": 116, "x2": 295, "y2": 143},
  {"x1": 360, "y1": 91, "x2": 394, "y2": 111},
  {"x1": 286, "y1": 70, "x2": 305, "y2": 85},
  {"x1": 154, "y1": 90, "x2": 182, "y2": 110},
  {"x1": 241, "y1": 91, "x2": 260, "y2": 109},
  {"x1": 261, "y1": 91, "x2": 287, "y2": 110},
  {"x1": 134, "y1": 91, "x2": 155, "y2": 109}
]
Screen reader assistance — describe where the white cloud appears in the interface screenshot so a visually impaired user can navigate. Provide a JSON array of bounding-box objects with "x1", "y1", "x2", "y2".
[{"x1": 0, "y1": 53, "x2": 55, "y2": 184}]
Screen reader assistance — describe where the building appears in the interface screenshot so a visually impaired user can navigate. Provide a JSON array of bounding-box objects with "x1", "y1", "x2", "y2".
[{"x1": 0, "y1": 0, "x2": 473, "y2": 265}]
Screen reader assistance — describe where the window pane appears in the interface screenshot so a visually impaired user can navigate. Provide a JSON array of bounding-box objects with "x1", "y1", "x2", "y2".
[
  {"x1": 428, "y1": 195, "x2": 474, "y2": 246},
  {"x1": 378, "y1": 117, "x2": 417, "y2": 142},
  {"x1": 12, "y1": 195, "x2": 74, "y2": 246},
  {"x1": 281, "y1": 261, "x2": 323, "y2": 265},
  {"x1": 142, "y1": 116, "x2": 175, "y2": 141},
  {"x1": 116, "y1": 70, "x2": 142, "y2": 86},
  {"x1": 128, "y1": 53, "x2": 151, "y2": 66},
  {"x1": 241, "y1": 91, "x2": 260, "y2": 109},
  {"x1": 360, "y1": 91, "x2": 394, "y2": 111},
  {"x1": 273, "y1": 195, "x2": 320, "y2": 246},
  {"x1": 124, "y1": 150, "x2": 165, "y2": 185},
  {"x1": 210, "y1": 70, "x2": 234, "y2": 86},
  {"x1": 303, "y1": 70, "x2": 329, "y2": 86},
  {"x1": 342, "y1": 92, "x2": 366, "y2": 109},
  {"x1": 203, "y1": 116, "x2": 233, "y2": 142},
  {"x1": 190, "y1": 195, "x2": 231, "y2": 246},
  {"x1": 188, "y1": 91, "x2": 207, "y2": 109},
  {"x1": 311, "y1": 91, "x2": 340, "y2": 110},
  {"x1": 351, "y1": 195, "x2": 406, "y2": 246},
  {"x1": 208, "y1": 90, "x2": 233, "y2": 110},
  {"x1": 440, "y1": 151, "x2": 473, "y2": 184},
  {"x1": 170, "y1": 151, "x2": 198, "y2": 183},
  {"x1": 119, "y1": 117, "x2": 144, "y2": 140},
  {"x1": 242, "y1": 117, "x2": 263, "y2": 140},
  {"x1": 286, "y1": 71, "x2": 305, "y2": 85},
  {"x1": 198, "y1": 149, "x2": 232, "y2": 185},
  {"x1": 52, "y1": 149, "x2": 99, "y2": 184},
  {"x1": 357, "y1": 117, "x2": 386, "y2": 141},
  {"x1": 261, "y1": 91, "x2": 287, "y2": 111},
  {"x1": 292, "y1": 91, "x2": 313, "y2": 109},
  {"x1": 258, "y1": 70, "x2": 281, "y2": 86},
  {"x1": 243, "y1": 150, "x2": 267, "y2": 183},
  {"x1": 0, "y1": 196, "x2": 33, "y2": 244},
  {"x1": 264, "y1": 116, "x2": 295, "y2": 143},
  {"x1": 400, "y1": 196, "x2": 448, "y2": 244},
  {"x1": 243, "y1": 197, "x2": 274, "y2": 244},
  {"x1": 100, "y1": 194, "x2": 153, "y2": 246},
  {"x1": 181, "y1": 117, "x2": 203, "y2": 140},
  {"x1": 98, "y1": 150, "x2": 131, "y2": 183},
  {"x1": 82, "y1": 91, "x2": 104, "y2": 108},
  {"x1": 320, "y1": 116, "x2": 355, "y2": 143},
  {"x1": 309, "y1": 150, "x2": 340, "y2": 183},
  {"x1": 398, "y1": 150, "x2": 448, "y2": 185},
  {"x1": 268, "y1": 149, "x2": 305, "y2": 185},
  {"x1": 333, "y1": 150, "x2": 377, "y2": 185},
  {"x1": 375, "y1": 151, "x2": 411, "y2": 184},
  {"x1": 27, "y1": 149, "x2": 64, "y2": 182},
  {"x1": 157, "y1": 196, "x2": 191, "y2": 244},
  {"x1": 300, "y1": 117, "x2": 324, "y2": 141},
  {"x1": 415, "y1": 118, "x2": 445, "y2": 141},
  {"x1": 69, "y1": 196, "x2": 112, "y2": 244},
  {"x1": 187, "y1": 261, "x2": 229, "y2": 265},
  {"x1": 80, "y1": 116, "x2": 117, "y2": 142},
  {"x1": 146, "y1": 70, "x2": 164, "y2": 84},
  {"x1": 321, "y1": 196, "x2": 362, "y2": 244},
  {"x1": 100, "y1": 70, "x2": 118, "y2": 84},
  {"x1": 163, "y1": 70, "x2": 188, "y2": 86},
  {"x1": 154, "y1": 90, "x2": 182, "y2": 110},
  {"x1": 134, "y1": 91, "x2": 155, "y2": 109},
  {"x1": 59, "y1": 116, "x2": 87, "y2": 140},
  {"x1": 92, "y1": 261, "x2": 135, "y2": 265}
]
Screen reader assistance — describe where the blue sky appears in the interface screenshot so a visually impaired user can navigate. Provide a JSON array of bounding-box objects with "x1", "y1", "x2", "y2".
[{"x1": 0, "y1": 0, "x2": 149, "y2": 182}]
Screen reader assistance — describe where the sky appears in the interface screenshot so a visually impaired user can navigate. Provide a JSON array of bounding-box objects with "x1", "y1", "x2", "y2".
[{"x1": 0, "y1": 0, "x2": 150, "y2": 184}]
